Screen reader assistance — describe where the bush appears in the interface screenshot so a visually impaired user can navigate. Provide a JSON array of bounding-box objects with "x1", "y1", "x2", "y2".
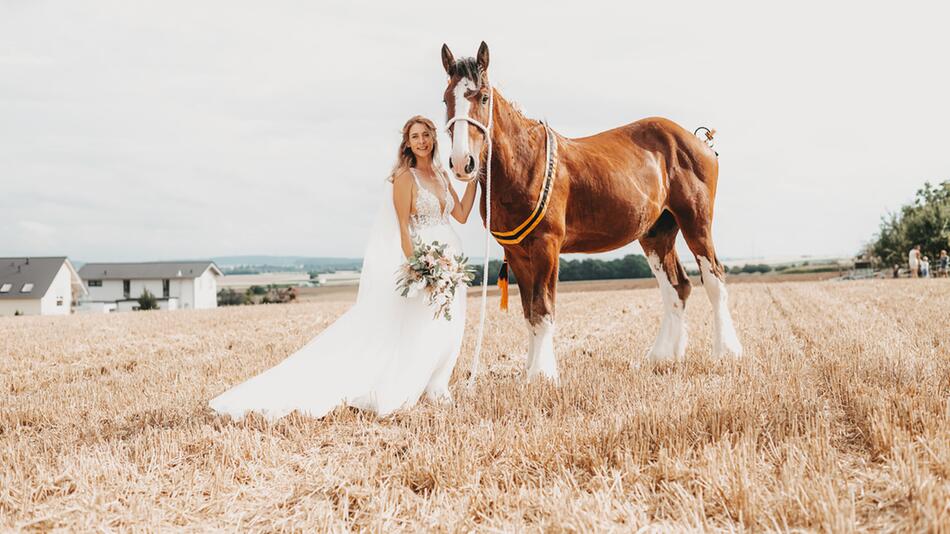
[
  {"x1": 217, "y1": 288, "x2": 250, "y2": 306},
  {"x1": 729, "y1": 263, "x2": 773, "y2": 275},
  {"x1": 248, "y1": 285, "x2": 267, "y2": 295},
  {"x1": 741, "y1": 263, "x2": 772, "y2": 274},
  {"x1": 137, "y1": 289, "x2": 159, "y2": 311},
  {"x1": 470, "y1": 260, "x2": 516, "y2": 286}
]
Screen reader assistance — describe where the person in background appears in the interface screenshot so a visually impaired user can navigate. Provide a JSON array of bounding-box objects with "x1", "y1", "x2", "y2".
[
  {"x1": 920, "y1": 256, "x2": 930, "y2": 278},
  {"x1": 892, "y1": 264, "x2": 900, "y2": 278},
  {"x1": 938, "y1": 250, "x2": 949, "y2": 278},
  {"x1": 908, "y1": 245, "x2": 921, "y2": 278}
]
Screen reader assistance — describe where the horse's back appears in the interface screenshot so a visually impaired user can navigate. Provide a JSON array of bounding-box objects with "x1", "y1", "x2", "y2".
[
  {"x1": 569, "y1": 116, "x2": 687, "y2": 143},
  {"x1": 557, "y1": 115, "x2": 720, "y2": 252},
  {"x1": 567, "y1": 116, "x2": 717, "y2": 182}
]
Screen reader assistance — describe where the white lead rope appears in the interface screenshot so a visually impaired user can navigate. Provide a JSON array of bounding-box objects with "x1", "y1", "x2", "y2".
[{"x1": 446, "y1": 86, "x2": 494, "y2": 389}]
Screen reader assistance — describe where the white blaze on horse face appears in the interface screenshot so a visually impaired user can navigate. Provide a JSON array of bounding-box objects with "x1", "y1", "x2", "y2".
[
  {"x1": 450, "y1": 78, "x2": 476, "y2": 176},
  {"x1": 697, "y1": 256, "x2": 743, "y2": 359},
  {"x1": 527, "y1": 315, "x2": 558, "y2": 382},
  {"x1": 646, "y1": 252, "x2": 688, "y2": 362}
]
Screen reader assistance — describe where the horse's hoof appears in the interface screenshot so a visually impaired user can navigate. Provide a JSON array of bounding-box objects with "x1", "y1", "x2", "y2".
[
  {"x1": 647, "y1": 349, "x2": 677, "y2": 364},
  {"x1": 526, "y1": 367, "x2": 560, "y2": 385},
  {"x1": 713, "y1": 340, "x2": 744, "y2": 360}
]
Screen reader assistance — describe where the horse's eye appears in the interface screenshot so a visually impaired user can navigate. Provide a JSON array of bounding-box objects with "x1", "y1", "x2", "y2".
[{"x1": 481, "y1": 94, "x2": 489, "y2": 105}]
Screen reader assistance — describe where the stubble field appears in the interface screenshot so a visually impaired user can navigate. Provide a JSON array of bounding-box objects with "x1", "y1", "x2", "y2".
[{"x1": 2, "y1": 280, "x2": 948, "y2": 531}]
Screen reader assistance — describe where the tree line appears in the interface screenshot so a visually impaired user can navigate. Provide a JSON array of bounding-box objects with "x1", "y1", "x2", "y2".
[
  {"x1": 470, "y1": 254, "x2": 653, "y2": 286},
  {"x1": 867, "y1": 180, "x2": 950, "y2": 266}
]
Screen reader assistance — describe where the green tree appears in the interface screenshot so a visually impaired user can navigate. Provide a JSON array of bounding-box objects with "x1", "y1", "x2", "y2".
[
  {"x1": 137, "y1": 289, "x2": 159, "y2": 311},
  {"x1": 870, "y1": 180, "x2": 950, "y2": 265}
]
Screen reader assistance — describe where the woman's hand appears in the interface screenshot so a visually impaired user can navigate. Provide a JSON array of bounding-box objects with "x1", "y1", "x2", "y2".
[{"x1": 450, "y1": 178, "x2": 478, "y2": 224}]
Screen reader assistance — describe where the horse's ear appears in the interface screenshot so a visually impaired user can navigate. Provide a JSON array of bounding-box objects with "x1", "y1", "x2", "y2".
[
  {"x1": 476, "y1": 41, "x2": 490, "y2": 72},
  {"x1": 441, "y1": 44, "x2": 455, "y2": 75}
]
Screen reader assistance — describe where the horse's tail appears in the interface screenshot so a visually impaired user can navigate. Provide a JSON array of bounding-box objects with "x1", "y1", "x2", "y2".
[{"x1": 693, "y1": 126, "x2": 718, "y2": 156}]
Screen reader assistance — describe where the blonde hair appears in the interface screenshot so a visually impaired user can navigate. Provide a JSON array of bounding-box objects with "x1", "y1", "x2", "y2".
[{"x1": 388, "y1": 115, "x2": 450, "y2": 183}]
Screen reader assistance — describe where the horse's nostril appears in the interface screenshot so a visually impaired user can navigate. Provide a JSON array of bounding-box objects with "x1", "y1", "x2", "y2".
[
  {"x1": 465, "y1": 155, "x2": 475, "y2": 174},
  {"x1": 449, "y1": 156, "x2": 454, "y2": 169}
]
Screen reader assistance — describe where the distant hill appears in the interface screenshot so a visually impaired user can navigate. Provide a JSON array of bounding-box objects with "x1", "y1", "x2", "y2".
[{"x1": 212, "y1": 256, "x2": 362, "y2": 268}]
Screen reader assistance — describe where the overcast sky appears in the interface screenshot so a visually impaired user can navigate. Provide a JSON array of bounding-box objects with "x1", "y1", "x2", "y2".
[{"x1": 2, "y1": 1, "x2": 947, "y2": 263}]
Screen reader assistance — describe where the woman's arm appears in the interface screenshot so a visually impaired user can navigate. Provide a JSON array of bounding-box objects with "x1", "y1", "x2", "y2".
[
  {"x1": 449, "y1": 179, "x2": 478, "y2": 224},
  {"x1": 392, "y1": 171, "x2": 415, "y2": 259}
]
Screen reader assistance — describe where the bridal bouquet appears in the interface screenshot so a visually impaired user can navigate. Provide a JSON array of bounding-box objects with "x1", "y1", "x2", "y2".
[{"x1": 396, "y1": 239, "x2": 475, "y2": 321}]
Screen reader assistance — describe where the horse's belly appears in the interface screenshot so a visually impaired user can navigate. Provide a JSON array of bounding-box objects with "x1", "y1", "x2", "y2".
[
  {"x1": 561, "y1": 229, "x2": 641, "y2": 253},
  {"x1": 561, "y1": 200, "x2": 661, "y2": 253}
]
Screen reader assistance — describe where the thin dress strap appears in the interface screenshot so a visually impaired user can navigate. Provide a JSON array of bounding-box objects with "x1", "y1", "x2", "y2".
[
  {"x1": 408, "y1": 167, "x2": 423, "y2": 211},
  {"x1": 436, "y1": 169, "x2": 453, "y2": 215}
]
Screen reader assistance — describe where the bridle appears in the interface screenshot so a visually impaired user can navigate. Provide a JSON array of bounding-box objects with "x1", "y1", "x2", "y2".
[
  {"x1": 444, "y1": 88, "x2": 493, "y2": 139},
  {"x1": 444, "y1": 82, "x2": 559, "y2": 387},
  {"x1": 445, "y1": 82, "x2": 494, "y2": 387}
]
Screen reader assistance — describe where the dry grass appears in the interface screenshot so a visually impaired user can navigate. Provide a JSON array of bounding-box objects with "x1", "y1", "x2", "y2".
[{"x1": 2, "y1": 280, "x2": 949, "y2": 532}]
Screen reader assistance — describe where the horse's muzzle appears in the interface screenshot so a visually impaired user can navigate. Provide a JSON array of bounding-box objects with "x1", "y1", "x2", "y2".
[{"x1": 450, "y1": 155, "x2": 478, "y2": 181}]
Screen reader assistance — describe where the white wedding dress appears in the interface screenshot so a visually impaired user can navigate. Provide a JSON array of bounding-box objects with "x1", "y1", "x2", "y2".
[{"x1": 209, "y1": 168, "x2": 467, "y2": 420}]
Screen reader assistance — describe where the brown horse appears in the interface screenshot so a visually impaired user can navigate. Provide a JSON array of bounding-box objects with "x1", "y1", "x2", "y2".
[{"x1": 441, "y1": 42, "x2": 743, "y2": 382}]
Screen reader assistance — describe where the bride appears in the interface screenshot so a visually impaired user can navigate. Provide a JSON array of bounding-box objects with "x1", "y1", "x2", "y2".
[{"x1": 210, "y1": 115, "x2": 478, "y2": 420}]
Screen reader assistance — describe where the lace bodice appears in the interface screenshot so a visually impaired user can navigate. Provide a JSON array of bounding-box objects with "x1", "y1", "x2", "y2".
[{"x1": 410, "y1": 168, "x2": 454, "y2": 230}]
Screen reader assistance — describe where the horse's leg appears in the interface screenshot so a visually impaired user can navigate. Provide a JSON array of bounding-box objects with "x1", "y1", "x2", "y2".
[
  {"x1": 674, "y1": 198, "x2": 743, "y2": 359},
  {"x1": 639, "y1": 211, "x2": 692, "y2": 363},
  {"x1": 506, "y1": 253, "x2": 536, "y2": 373},
  {"x1": 686, "y1": 237, "x2": 742, "y2": 358},
  {"x1": 507, "y1": 242, "x2": 560, "y2": 382},
  {"x1": 508, "y1": 253, "x2": 540, "y2": 377}
]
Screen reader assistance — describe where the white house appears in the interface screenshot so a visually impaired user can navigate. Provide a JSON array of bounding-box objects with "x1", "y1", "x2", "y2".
[
  {"x1": 0, "y1": 257, "x2": 87, "y2": 317},
  {"x1": 77, "y1": 261, "x2": 223, "y2": 312}
]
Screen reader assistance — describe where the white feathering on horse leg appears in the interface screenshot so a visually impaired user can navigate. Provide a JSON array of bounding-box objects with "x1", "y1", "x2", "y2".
[
  {"x1": 523, "y1": 317, "x2": 537, "y2": 373},
  {"x1": 698, "y1": 256, "x2": 743, "y2": 359},
  {"x1": 646, "y1": 252, "x2": 688, "y2": 363},
  {"x1": 527, "y1": 315, "x2": 558, "y2": 383}
]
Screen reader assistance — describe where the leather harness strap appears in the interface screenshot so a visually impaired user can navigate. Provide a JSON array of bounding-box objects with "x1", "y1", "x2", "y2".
[{"x1": 490, "y1": 122, "x2": 558, "y2": 245}]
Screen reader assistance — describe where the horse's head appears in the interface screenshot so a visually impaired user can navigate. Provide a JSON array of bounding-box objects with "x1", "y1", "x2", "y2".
[{"x1": 441, "y1": 41, "x2": 491, "y2": 183}]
